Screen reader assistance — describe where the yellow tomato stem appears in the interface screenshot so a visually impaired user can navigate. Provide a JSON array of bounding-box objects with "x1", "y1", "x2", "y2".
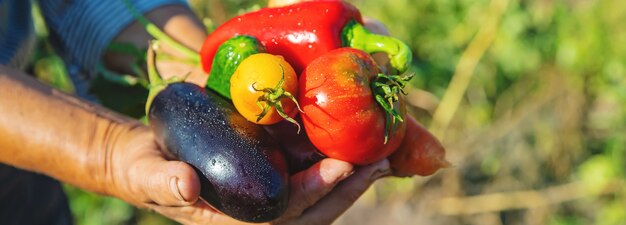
[{"x1": 251, "y1": 66, "x2": 302, "y2": 133}]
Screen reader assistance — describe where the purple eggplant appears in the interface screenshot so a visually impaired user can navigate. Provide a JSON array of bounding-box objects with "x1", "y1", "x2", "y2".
[{"x1": 145, "y1": 44, "x2": 288, "y2": 222}]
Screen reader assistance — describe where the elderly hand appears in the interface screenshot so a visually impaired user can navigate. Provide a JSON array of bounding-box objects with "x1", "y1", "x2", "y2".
[{"x1": 100, "y1": 123, "x2": 390, "y2": 225}]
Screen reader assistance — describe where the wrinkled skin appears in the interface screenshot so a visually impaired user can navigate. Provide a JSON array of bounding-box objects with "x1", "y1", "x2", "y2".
[{"x1": 0, "y1": 2, "x2": 400, "y2": 225}]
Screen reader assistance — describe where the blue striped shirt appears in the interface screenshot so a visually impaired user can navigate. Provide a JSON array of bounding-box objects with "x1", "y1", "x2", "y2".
[
  {"x1": 0, "y1": 0, "x2": 34, "y2": 69},
  {"x1": 0, "y1": 0, "x2": 188, "y2": 92}
]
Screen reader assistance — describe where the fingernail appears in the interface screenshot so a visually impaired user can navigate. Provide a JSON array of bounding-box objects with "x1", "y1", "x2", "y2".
[
  {"x1": 338, "y1": 171, "x2": 355, "y2": 182},
  {"x1": 169, "y1": 177, "x2": 187, "y2": 202},
  {"x1": 319, "y1": 159, "x2": 354, "y2": 184},
  {"x1": 322, "y1": 168, "x2": 354, "y2": 185}
]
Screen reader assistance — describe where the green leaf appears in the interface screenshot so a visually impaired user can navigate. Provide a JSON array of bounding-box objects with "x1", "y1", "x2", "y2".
[{"x1": 34, "y1": 55, "x2": 75, "y2": 94}]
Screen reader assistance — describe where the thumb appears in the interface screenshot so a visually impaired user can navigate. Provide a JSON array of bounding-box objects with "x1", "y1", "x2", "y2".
[{"x1": 128, "y1": 158, "x2": 201, "y2": 207}]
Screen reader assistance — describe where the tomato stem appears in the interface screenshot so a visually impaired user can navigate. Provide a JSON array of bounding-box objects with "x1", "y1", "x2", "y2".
[
  {"x1": 371, "y1": 72, "x2": 414, "y2": 143},
  {"x1": 252, "y1": 65, "x2": 303, "y2": 133}
]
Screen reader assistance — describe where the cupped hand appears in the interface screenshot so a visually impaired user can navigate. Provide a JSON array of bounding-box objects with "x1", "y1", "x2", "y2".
[
  {"x1": 102, "y1": 126, "x2": 201, "y2": 207},
  {"x1": 100, "y1": 2, "x2": 394, "y2": 224},
  {"x1": 106, "y1": 126, "x2": 390, "y2": 225}
]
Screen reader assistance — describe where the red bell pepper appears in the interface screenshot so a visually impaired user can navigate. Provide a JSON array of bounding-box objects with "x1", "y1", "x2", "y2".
[{"x1": 199, "y1": 0, "x2": 412, "y2": 75}]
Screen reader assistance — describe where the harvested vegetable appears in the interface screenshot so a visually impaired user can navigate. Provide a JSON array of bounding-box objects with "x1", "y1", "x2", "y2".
[
  {"x1": 298, "y1": 48, "x2": 410, "y2": 165},
  {"x1": 230, "y1": 53, "x2": 301, "y2": 129},
  {"x1": 199, "y1": 1, "x2": 411, "y2": 75},
  {"x1": 388, "y1": 116, "x2": 450, "y2": 176},
  {"x1": 206, "y1": 35, "x2": 265, "y2": 99},
  {"x1": 145, "y1": 44, "x2": 289, "y2": 222}
]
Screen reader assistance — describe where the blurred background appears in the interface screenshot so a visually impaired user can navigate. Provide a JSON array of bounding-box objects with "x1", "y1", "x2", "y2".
[{"x1": 29, "y1": 0, "x2": 626, "y2": 224}]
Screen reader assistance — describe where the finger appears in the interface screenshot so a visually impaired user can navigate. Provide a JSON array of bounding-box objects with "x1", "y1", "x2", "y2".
[
  {"x1": 153, "y1": 200, "x2": 272, "y2": 225},
  {"x1": 157, "y1": 159, "x2": 351, "y2": 225},
  {"x1": 129, "y1": 157, "x2": 201, "y2": 206},
  {"x1": 293, "y1": 159, "x2": 391, "y2": 225},
  {"x1": 279, "y1": 158, "x2": 354, "y2": 220},
  {"x1": 148, "y1": 200, "x2": 225, "y2": 225}
]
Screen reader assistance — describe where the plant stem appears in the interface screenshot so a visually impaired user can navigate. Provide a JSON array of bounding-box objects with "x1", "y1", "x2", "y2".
[
  {"x1": 96, "y1": 63, "x2": 143, "y2": 87},
  {"x1": 342, "y1": 20, "x2": 412, "y2": 74},
  {"x1": 253, "y1": 66, "x2": 302, "y2": 132},
  {"x1": 145, "y1": 41, "x2": 167, "y2": 116},
  {"x1": 371, "y1": 73, "x2": 413, "y2": 143},
  {"x1": 123, "y1": 0, "x2": 200, "y2": 65}
]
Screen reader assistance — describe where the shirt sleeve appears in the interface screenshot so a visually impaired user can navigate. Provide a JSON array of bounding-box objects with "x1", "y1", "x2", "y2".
[{"x1": 38, "y1": 0, "x2": 189, "y2": 72}]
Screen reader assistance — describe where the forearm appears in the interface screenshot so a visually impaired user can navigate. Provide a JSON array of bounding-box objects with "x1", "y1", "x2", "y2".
[
  {"x1": 0, "y1": 3, "x2": 207, "y2": 199},
  {"x1": 0, "y1": 66, "x2": 144, "y2": 195}
]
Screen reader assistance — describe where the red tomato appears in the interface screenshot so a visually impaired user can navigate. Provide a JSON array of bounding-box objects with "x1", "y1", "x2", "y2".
[{"x1": 298, "y1": 48, "x2": 406, "y2": 165}]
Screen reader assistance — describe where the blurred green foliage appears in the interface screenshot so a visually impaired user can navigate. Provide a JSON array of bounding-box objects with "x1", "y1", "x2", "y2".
[{"x1": 28, "y1": 0, "x2": 626, "y2": 224}]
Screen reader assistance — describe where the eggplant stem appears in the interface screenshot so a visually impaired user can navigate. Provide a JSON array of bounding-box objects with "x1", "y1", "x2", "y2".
[
  {"x1": 146, "y1": 41, "x2": 164, "y2": 116},
  {"x1": 147, "y1": 42, "x2": 163, "y2": 84},
  {"x1": 145, "y1": 41, "x2": 182, "y2": 116}
]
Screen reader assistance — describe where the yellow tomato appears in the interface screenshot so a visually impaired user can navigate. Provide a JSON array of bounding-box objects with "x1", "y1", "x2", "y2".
[{"x1": 230, "y1": 53, "x2": 300, "y2": 126}]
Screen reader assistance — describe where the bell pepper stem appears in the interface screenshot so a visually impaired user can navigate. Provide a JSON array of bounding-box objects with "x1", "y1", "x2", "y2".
[
  {"x1": 342, "y1": 20, "x2": 412, "y2": 74},
  {"x1": 123, "y1": 0, "x2": 200, "y2": 65}
]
